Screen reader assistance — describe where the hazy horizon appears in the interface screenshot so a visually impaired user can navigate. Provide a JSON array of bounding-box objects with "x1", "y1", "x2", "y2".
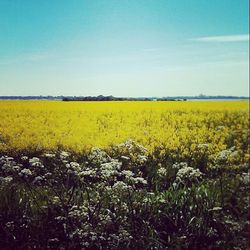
[{"x1": 0, "y1": 0, "x2": 249, "y2": 97}]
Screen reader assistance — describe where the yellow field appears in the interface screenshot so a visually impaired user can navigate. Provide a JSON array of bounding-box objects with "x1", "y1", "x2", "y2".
[{"x1": 0, "y1": 100, "x2": 249, "y2": 160}]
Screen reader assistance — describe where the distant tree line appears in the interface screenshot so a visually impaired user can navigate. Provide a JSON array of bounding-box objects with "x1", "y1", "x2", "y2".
[
  {"x1": 0, "y1": 96, "x2": 63, "y2": 100},
  {"x1": 0, "y1": 95, "x2": 248, "y2": 101},
  {"x1": 62, "y1": 95, "x2": 187, "y2": 101}
]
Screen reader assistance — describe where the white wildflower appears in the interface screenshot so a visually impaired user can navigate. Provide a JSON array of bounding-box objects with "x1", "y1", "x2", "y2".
[
  {"x1": 13, "y1": 165, "x2": 21, "y2": 172},
  {"x1": 44, "y1": 172, "x2": 52, "y2": 178},
  {"x1": 121, "y1": 155, "x2": 130, "y2": 160},
  {"x1": 21, "y1": 156, "x2": 28, "y2": 161},
  {"x1": 82, "y1": 242, "x2": 90, "y2": 247},
  {"x1": 32, "y1": 176, "x2": 44, "y2": 185},
  {"x1": 138, "y1": 155, "x2": 147, "y2": 163},
  {"x1": 172, "y1": 162, "x2": 188, "y2": 169},
  {"x1": 216, "y1": 150, "x2": 231, "y2": 163},
  {"x1": 5, "y1": 221, "x2": 15, "y2": 230},
  {"x1": 112, "y1": 181, "x2": 131, "y2": 191},
  {"x1": 130, "y1": 177, "x2": 147, "y2": 185},
  {"x1": 157, "y1": 167, "x2": 168, "y2": 177},
  {"x1": 55, "y1": 216, "x2": 66, "y2": 222},
  {"x1": 88, "y1": 147, "x2": 111, "y2": 164},
  {"x1": 52, "y1": 196, "x2": 60, "y2": 204},
  {"x1": 122, "y1": 170, "x2": 134, "y2": 178},
  {"x1": 175, "y1": 166, "x2": 202, "y2": 184},
  {"x1": 19, "y1": 168, "x2": 32, "y2": 177},
  {"x1": 6, "y1": 157, "x2": 14, "y2": 161},
  {"x1": 80, "y1": 168, "x2": 97, "y2": 178},
  {"x1": 123, "y1": 139, "x2": 134, "y2": 150},
  {"x1": 60, "y1": 151, "x2": 70, "y2": 160},
  {"x1": 66, "y1": 162, "x2": 81, "y2": 174},
  {"x1": 47, "y1": 238, "x2": 59, "y2": 244},
  {"x1": 100, "y1": 160, "x2": 121, "y2": 179},
  {"x1": 29, "y1": 157, "x2": 44, "y2": 168},
  {"x1": 241, "y1": 172, "x2": 250, "y2": 185},
  {"x1": 0, "y1": 176, "x2": 13, "y2": 184},
  {"x1": 44, "y1": 153, "x2": 56, "y2": 158}
]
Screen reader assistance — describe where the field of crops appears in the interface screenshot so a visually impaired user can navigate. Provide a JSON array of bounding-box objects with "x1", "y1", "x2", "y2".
[
  {"x1": 0, "y1": 101, "x2": 249, "y2": 156},
  {"x1": 0, "y1": 100, "x2": 249, "y2": 249}
]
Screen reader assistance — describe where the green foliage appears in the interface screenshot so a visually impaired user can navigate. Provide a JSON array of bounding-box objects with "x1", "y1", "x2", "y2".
[{"x1": 0, "y1": 141, "x2": 249, "y2": 249}]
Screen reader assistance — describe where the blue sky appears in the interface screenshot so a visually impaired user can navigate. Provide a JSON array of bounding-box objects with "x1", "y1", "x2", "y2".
[{"x1": 0, "y1": 0, "x2": 249, "y2": 96}]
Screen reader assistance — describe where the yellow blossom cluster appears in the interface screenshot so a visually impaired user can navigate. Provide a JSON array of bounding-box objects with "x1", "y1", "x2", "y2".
[{"x1": 0, "y1": 101, "x2": 248, "y2": 164}]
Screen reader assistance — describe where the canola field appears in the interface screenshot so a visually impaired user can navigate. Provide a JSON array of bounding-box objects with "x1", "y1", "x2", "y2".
[{"x1": 0, "y1": 100, "x2": 249, "y2": 162}]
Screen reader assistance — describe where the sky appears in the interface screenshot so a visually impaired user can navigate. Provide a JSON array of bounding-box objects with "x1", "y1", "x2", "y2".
[{"x1": 0, "y1": 0, "x2": 249, "y2": 97}]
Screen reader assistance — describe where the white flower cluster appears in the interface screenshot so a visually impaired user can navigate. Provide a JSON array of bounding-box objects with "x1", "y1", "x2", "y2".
[
  {"x1": 129, "y1": 177, "x2": 147, "y2": 185},
  {"x1": 79, "y1": 168, "x2": 97, "y2": 179},
  {"x1": 240, "y1": 172, "x2": 250, "y2": 185},
  {"x1": 157, "y1": 167, "x2": 168, "y2": 177},
  {"x1": 60, "y1": 151, "x2": 70, "y2": 160},
  {"x1": 29, "y1": 157, "x2": 44, "y2": 168},
  {"x1": 0, "y1": 156, "x2": 21, "y2": 174},
  {"x1": 68, "y1": 205, "x2": 89, "y2": 220},
  {"x1": 100, "y1": 160, "x2": 122, "y2": 179},
  {"x1": 43, "y1": 153, "x2": 56, "y2": 159},
  {"x1": 112, "y1": 181, "x2": 132, "y2": 192},
  {"x1": 114, "y1": 139, "x2": 148, "y2": 166},
  {"x1": 0, "y1": 154, "x2": 48, "y2": 184},
  {"x1": 0, "y1": 176, "x2": 13, "y2": 185},
  {"x1": 88, "y1": 147, "x2": 111, "y2": 164},
  {"x1": 66, "y1": 161, "x2": 81, "y2": 175},
  {"x1": 0, "y1": 141, "x2": 148, "y2": 249},
  {"x1": 65, "y1": 203, "x2": 132, "y2": 248},
  {"x1": 19, "y1": 168, "x2": 32, "y2": 178},
  {"x1": 0, "y1": 137, "x2": 248, "y2": 249},
  {"x1": 172, "y1": 162, "x2": 188, "y2": 170},
  {"x1": 175, "y1": 164, "x2": 203, "y2": 185},
  {"x1": 216, "y1": 147, "x2": 238, "y2": 164},
  {"x1": 76, "y1": 147, "x2": 148, "y2": 189}
]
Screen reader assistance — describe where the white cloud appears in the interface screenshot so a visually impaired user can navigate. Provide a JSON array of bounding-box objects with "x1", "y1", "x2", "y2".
[{"x1": 192, "y1": 34, "x2": 249, "y2": 42}]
